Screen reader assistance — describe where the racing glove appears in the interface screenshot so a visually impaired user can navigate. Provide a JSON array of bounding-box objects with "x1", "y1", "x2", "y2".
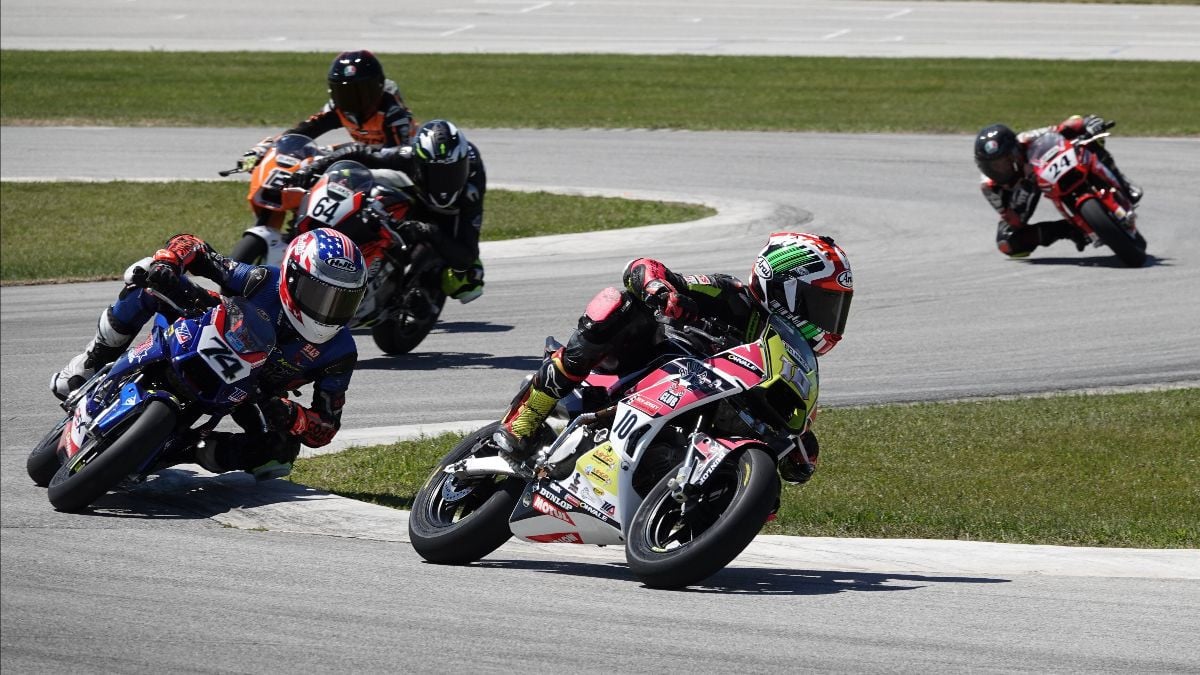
[
  {"x1": 260, "y1": 397, "x2": 339, "y2": 448},
  {"x1": 1083, "y1": 114, "x2": 1108, "y2": 138},
  {"x1": 650, "y1": 286, "x2": 700, "y2": 323},
  {"x1": 240, "y1": 137, "x2": 273, "y2": 171}
]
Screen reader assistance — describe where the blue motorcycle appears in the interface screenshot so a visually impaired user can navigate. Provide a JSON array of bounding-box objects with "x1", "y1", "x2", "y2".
[{"x1": 27, "y1": 292, "x2": 276, "y2": 512}]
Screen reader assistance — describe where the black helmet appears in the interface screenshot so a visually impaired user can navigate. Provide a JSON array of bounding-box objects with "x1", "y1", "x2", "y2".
[
  {"x1": 974, "y1": 123, "x2": 1022, "y2": 184},
  {"x1": 412, "y1": 120, "x2": 471, "y2": 209},
  {"x1": 327, "y1": 50, "x2": 385, "y2": 125}
]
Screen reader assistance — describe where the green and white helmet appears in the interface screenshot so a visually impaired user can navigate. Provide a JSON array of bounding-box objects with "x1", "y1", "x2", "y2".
[
  {"x1": 748, "y1": 232, "x2": 854, "y2": 342},
  {"x1": 412, "y1": 119, "x2": 471, "y2": 209}
]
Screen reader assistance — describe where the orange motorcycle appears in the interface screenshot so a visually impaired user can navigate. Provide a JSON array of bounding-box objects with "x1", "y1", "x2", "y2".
[{"x1": 220, "y1": 134, "x2": 321, "y2": 265}]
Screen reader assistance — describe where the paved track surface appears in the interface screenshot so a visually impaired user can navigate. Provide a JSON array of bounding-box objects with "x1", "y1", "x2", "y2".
[
  {"x1": 4, "y1": 4, "x2": 1200, "y2": 670},
  {"x1": 4, "y1": 124, "x2": 1199, "y2": 672},
  {"x1": 4, "y1": 0, "x2": 1200, "y2": 60}
]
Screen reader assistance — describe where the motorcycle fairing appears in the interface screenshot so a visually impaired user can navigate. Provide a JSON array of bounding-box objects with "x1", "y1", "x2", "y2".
[
  {"x1": 510, "y1": 479, "x2": 623, "y2": 545},
  {"x1": 1029, "y1": 132, "x2": 1139, "y2": 238},
  {"x1": 240, "y1": 225, "x2": 289, "y2": 267}
]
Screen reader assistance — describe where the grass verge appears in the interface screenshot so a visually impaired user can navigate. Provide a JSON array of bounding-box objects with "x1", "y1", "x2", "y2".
[
  {"x1": 291, "y1": 388, "x2": 1200, "y2": 548},
  {"x1": 3, "y1": 51, "x2": 1198, "y2": 135},
  {"x1": 0, "y1": 182, "x2": 713, "y2": 283}
]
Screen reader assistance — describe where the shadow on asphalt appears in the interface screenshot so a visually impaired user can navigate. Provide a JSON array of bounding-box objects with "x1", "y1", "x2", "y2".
[
  {"x1": 473, "y1": 559, "x2": 1010, "y2": 594},
  {"x1": 71, "y1": 467, "x2": 331, "y2": 520},
  {"x1": 350, "y1": 320, "x2": 514, "y2": 337},
  {"x1": 356, "y1": 351, "x2": 542, "y2": 372},
  {"x1": 1020, "y1": 253, "x2": 1166, "y2": 268}
]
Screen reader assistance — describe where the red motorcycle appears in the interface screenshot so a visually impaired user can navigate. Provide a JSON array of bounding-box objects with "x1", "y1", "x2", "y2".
[
  {"x1": 287, "y1": 160, "x2": 447, "y2": 355},
  {"x1": 1027, "y1": 122, "x2": 1147, "y2": 267},
  {"x1": 220, "y1": 134, "x2": 321, "y2": 265}
]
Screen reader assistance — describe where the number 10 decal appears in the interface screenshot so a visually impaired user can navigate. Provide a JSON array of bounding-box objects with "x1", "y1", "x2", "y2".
[{"x1": 614, "y1": 410, "x2": 639, "y2": 439}]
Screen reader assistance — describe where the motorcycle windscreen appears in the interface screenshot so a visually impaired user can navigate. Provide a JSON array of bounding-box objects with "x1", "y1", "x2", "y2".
[
  {"x1": 220, "y1": 298, "x2": 276, "y2": 356},
  {"x1": 1027, "y1": 132, "x2": 1066, "y2": 166},
  {"x1": 272, "y1": 134, "x2": 318, "y2": 161},
  {"x1": 290, "y1": 275, "x2": 365, "y2": 326}
]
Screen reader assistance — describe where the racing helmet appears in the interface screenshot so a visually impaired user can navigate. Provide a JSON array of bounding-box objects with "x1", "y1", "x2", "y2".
[
  {"x1": 280, "y1": 228, "x2": 367, "y2": 344},
  {"x1": 748, "y1": 232, "x2": 853, "y2": 339},
  {"x1": 974, "y1": 123, "x2": 1022, "y2": 184},
  {"x1": 328, "y1": 50, "x2": 386, "y2": 125},
  {"x1": 412, "y1": 119, "x2": 471, "y2": 209}
]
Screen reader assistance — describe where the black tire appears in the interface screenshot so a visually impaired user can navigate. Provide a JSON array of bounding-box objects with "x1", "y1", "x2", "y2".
[
  {"x1": 626, "y1": 446, "x2": 779, "y2": 589},
  {"x1": 408, "y1": 422, "x2": 524, "y2": 564},
  {"x1": 371, "y1": 293, "x2": 446, "y2": 355},
  {"x1": 47, "y1": 401, "x2": 177, "y2": 513},
  {"x1": 27, "y1": 416, "x2": 69, "y2": 487},
  {"x1": 229, "y1": 233, "x2": 268, "y2": 264},
  {"x1": 1080, "y1": 199, "x2": 1146, "y2": 268}
]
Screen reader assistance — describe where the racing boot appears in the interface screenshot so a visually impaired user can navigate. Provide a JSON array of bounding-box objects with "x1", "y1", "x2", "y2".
[
  {"x1": 1037, "y1": 220, "x2": 1088, "y2": 252},
  {"x1": 1098, "y1": 154, "x2": 1142, "y2": 204},
  {"x1": 442, "y1": 261, "x2": 484, "y2": 304},
  {"x1": 493, "y1": 349, "x2": 584, "y2": 463},
  {"x1": 50, "y1": 308, "x2": 134, "y2": 401},
  {"x1": 195, "y1": 431, "x2": 300, "y2": 481},
  {"x1": 779, "y1": 430, "x2": 820, "y2": 485}
]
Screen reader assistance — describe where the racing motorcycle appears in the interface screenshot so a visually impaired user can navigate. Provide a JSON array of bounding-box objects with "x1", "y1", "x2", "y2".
[
  {"x1": 220, "y1": 134, "x2": 321, "y2": 266},
  {"x1": 408, "y1": 312, "x2": 818, "y2": 589},
  {"x1": 27, "y1": 284, "x2": 275, "y2": 513},
  {"x1": 289, "y1": 159, "x2": 446, "y2": 355},
  {"x1": 1027, "y1": 121, "x2": 1147, "y2": 267}
]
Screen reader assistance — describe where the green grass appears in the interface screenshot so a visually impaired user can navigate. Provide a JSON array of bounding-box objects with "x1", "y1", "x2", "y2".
[
  {"x1": 0, "y1": 182, "x2": 713, "y2": 283},
  {"x1": 3, "y1": 51, "x2": 1197, "y2": 135},
  {"x1": 291, "y1": 388, "x2": 1200, "y2": 548}
]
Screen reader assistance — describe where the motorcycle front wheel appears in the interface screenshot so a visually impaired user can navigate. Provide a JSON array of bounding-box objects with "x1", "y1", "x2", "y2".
[
  {"x1": 408, "y1": 422, "x2": 523, "y2": 564},
  {"x1": 1081, "y1": 199, "x2": 1146, "y2": 268},
  {"x1": 47, "y1": 400, "x2": 176, "y2": 513},
  {"x1": 229, "y1": 233, "x2": 268, "y2": 264},
  {"x1": 27, "y1": 415, "x2": 69, "y2": 487},
  {"x1": 625, "y1": 446, "x2": 778, "y2": 589},
  {"x1": 371, "y1": 290, "x2": 446, "y2": 355}
]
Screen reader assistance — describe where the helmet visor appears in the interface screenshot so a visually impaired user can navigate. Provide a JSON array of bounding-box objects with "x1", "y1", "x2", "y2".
[
  {"x1": 765, "y1": 279, "x2": 852, "y2": 336},
  {"x1": 978, "y1": 156, "x2": 1018, "y2": 184},
  {"x1": 798, "y1": 285, "x2": 853, "y2": 336},
  {"x1": 330, "y1": 80, "x2": 382, "y2": 123},
  {"x1": 289, "y1": 272, "x2": 365, "y2": 327},
  {"x1": 422, "y1": 158, "x2": 469, "y2": 207}
]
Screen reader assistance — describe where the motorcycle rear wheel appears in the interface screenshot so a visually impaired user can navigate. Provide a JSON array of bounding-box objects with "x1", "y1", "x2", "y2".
[
  {"x1": 27, "y1": 415, "x2": 69, "y2": 487},
  {"x1": 1080, "y1": 199, "x2": 1146, "y2": 268},
  {"x1": 408, "y1": 422, "x2": 523, "y2": 564},
  {"x1": 47, "y1": 400, "x2": 176, "y2": 513},
  {"x1": 371, "y1": 292, "x2": 446, "y2": 355},
  {"x1": 229, "y1": 233, "x2": 268, "y2": 265},
  {"x1": 626, "y1": 446, "x2": 778, "y2": 589}
]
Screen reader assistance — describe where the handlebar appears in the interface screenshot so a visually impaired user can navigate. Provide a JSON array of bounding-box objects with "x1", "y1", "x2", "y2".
[{"x1": 657, "y1": 313, "x2": 740, "y2": 352}]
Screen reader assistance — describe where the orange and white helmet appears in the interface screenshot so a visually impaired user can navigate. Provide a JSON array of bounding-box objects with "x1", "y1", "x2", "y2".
[{"x1": 748, "y1": 232, "x2": 853, "y2": 343}]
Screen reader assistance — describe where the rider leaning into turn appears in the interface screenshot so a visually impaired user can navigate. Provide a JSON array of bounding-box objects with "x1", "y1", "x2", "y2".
[
  {"x1": 296, "y1": 118, "x2": 488, "y2": 304},
  {"x1": 50, "y1": 229, "x2": 368, "y2": 480},
  {"x1": 493, "y1": 232, "x2": 854, "y2": 486},
  {"x1": 973, "y1": 113, "x2": 1143, "y2": 258},
  {"x1": 240, "y1": 50, "x2": 416, "y2": 169}
]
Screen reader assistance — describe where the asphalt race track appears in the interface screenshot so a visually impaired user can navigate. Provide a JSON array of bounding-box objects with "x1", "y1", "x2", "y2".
[{"x1": 3, "y1": 1, "x2": 1199, "y2": 671}]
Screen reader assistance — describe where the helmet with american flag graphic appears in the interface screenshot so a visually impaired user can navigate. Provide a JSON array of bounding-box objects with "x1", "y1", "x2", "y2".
[{"x1": 280, "y1": 228, "x2": 367, "y2": 344}]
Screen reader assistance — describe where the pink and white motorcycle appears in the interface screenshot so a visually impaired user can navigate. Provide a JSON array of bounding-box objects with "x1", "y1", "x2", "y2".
[{"x1": 409, "y1": 313, "x2": 820, "y2": 589}]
